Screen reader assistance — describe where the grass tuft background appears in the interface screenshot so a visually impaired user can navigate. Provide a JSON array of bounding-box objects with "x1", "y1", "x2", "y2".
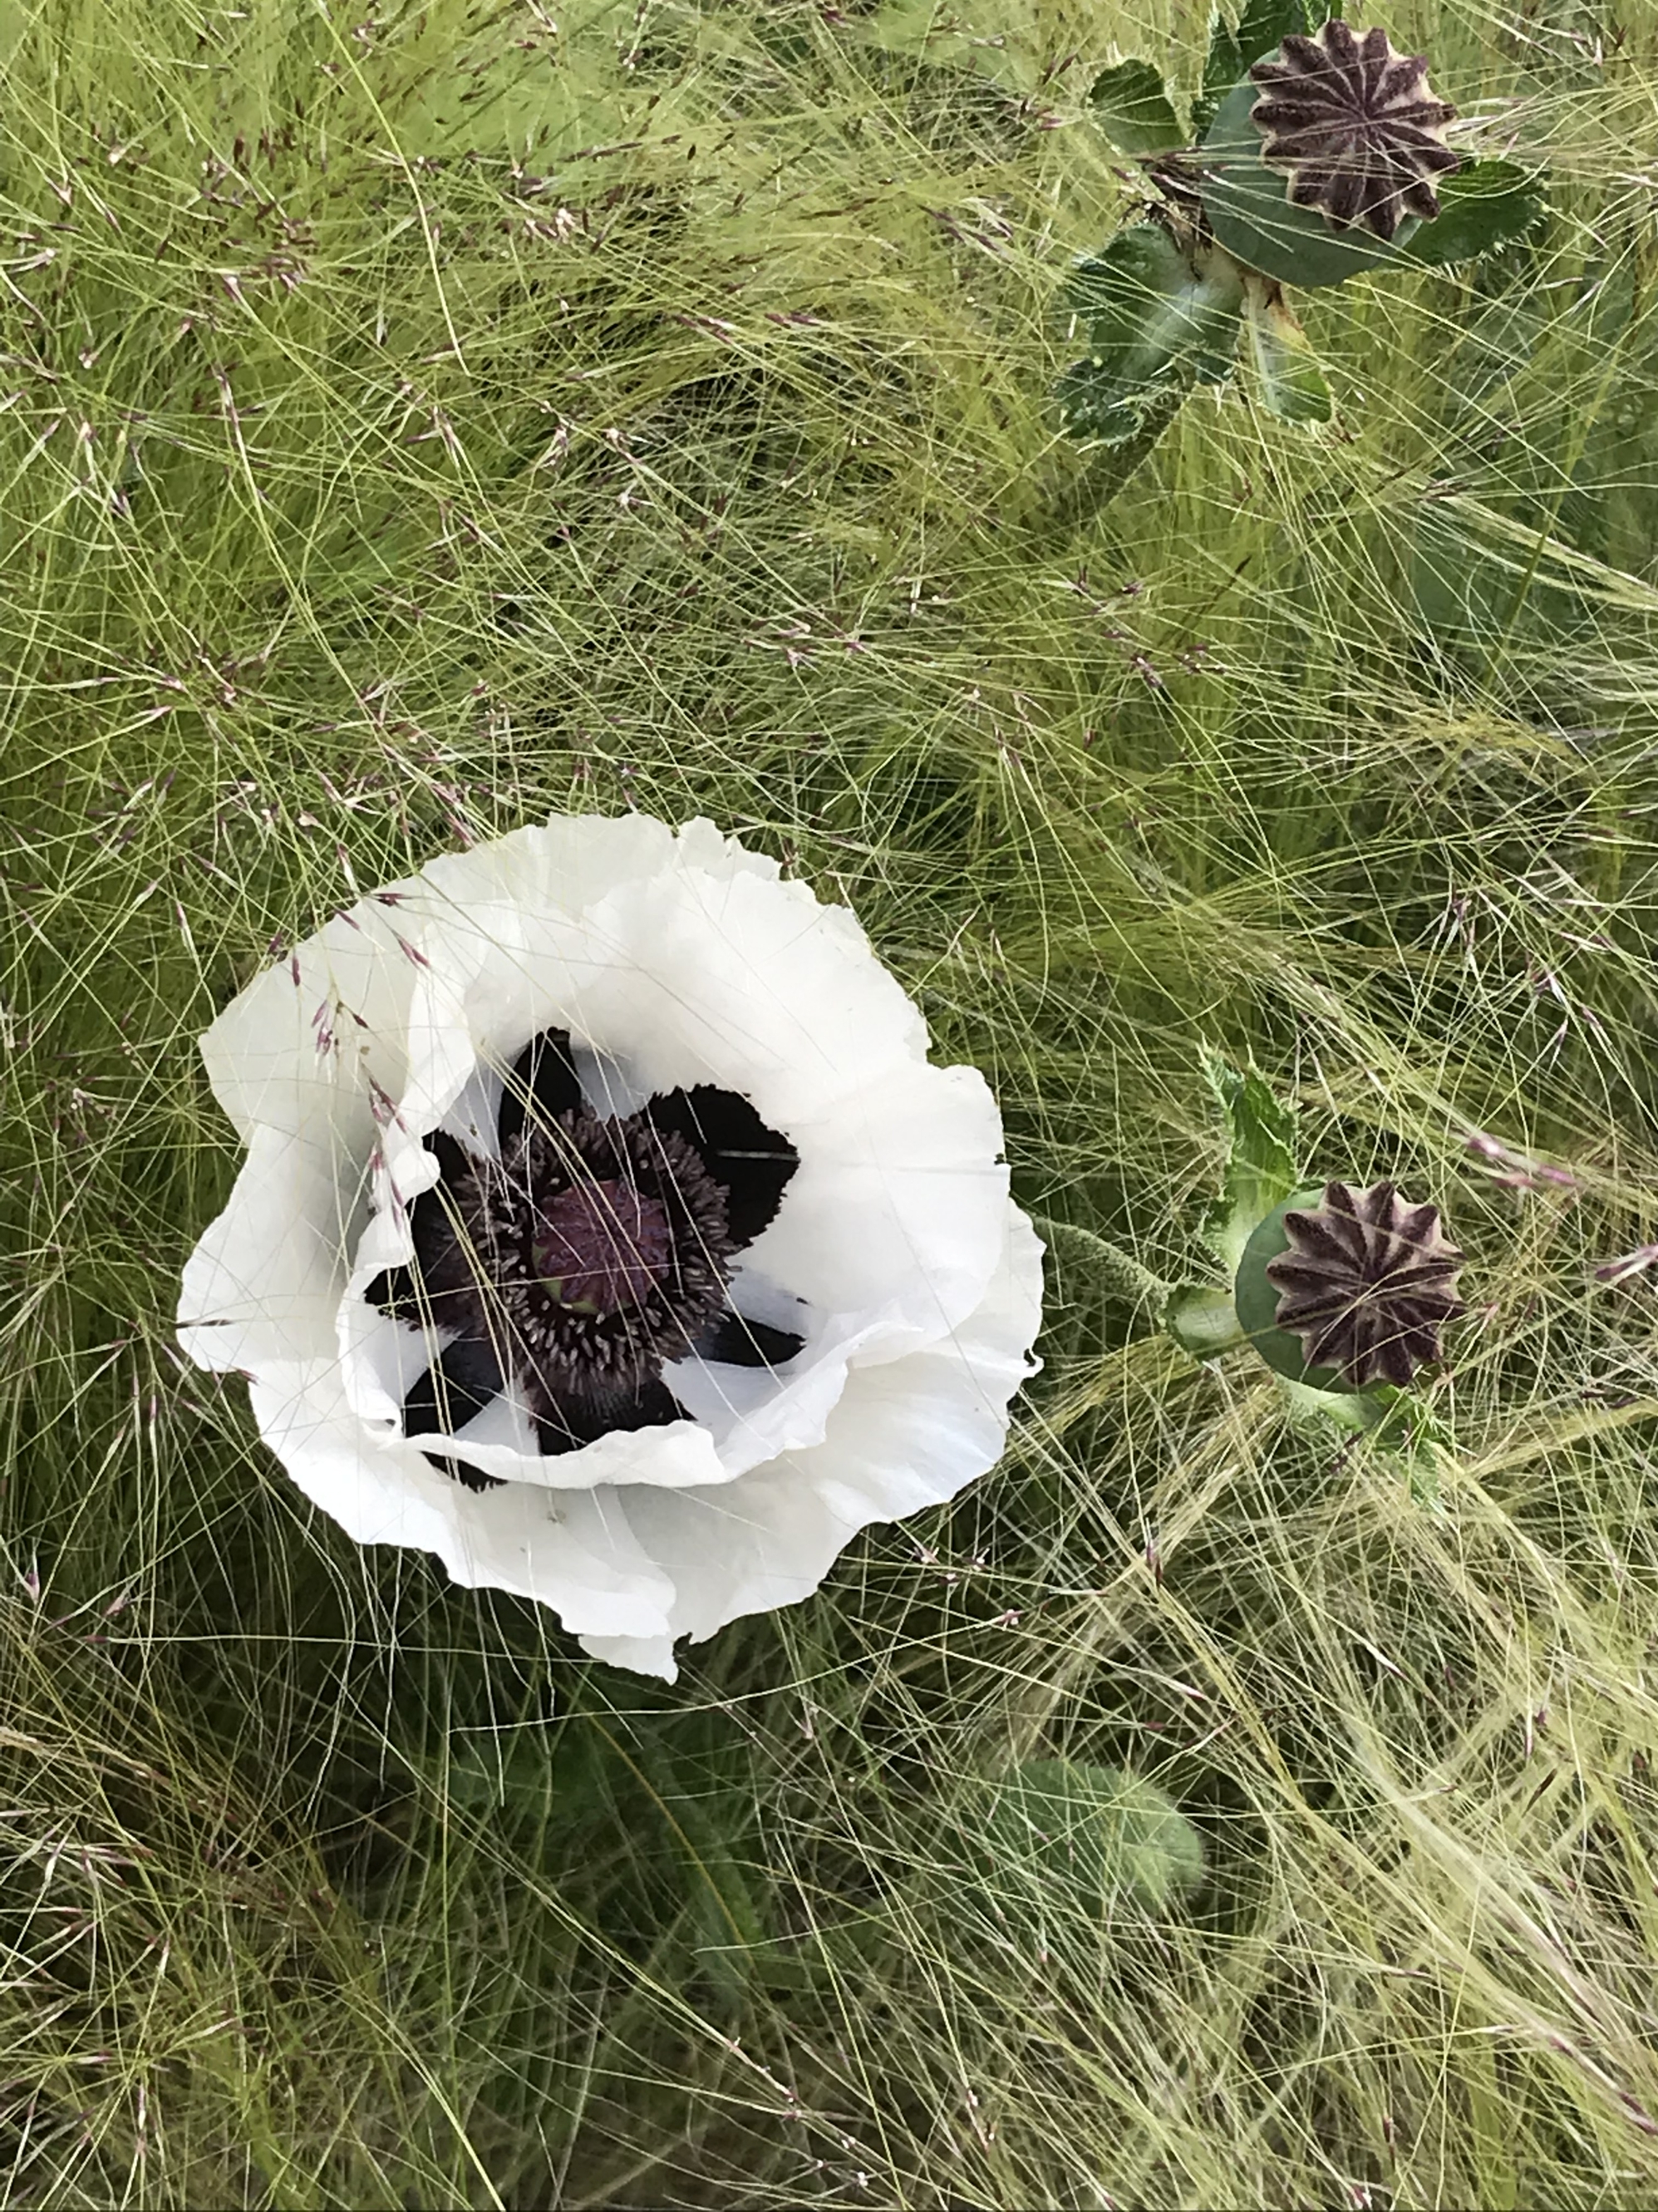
[{"x1": 3, "y1": 0, "x2": 1658, "y2": 2202}]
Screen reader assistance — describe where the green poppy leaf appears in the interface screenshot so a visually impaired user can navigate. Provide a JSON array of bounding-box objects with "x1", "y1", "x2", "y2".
[
  {"x1": 1087, "y1": 57, "x2": 1186, "y2": 156},
  {"x1": 1404, "y1": 160, "x2": 1547, "y2": 268},
  {"x1": 981, "y1": 1761, "x2": 1206, "y2": 1911},
  {"x1": 1194, "y1": 0, "x2": 1311, "y2": 137},
  {"x1": 1242, "y1": 277, "x2": 1334, "y2": 424},
  {"x1": 1056, "y1": 224, "x2": 1243, "y2": 446},
  {"x1": 1198, "y1": 1047, "x2": 1301, "y2": 1272}
]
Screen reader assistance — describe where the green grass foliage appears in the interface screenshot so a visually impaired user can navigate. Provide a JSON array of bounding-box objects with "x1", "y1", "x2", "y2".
[{"x1": 3, "y1": 0, "x2": 1658, "y2": 2201}]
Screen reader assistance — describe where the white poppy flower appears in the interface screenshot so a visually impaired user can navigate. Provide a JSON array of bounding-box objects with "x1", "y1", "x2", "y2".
[{"x1": 179, "y1": 815, "x2": 1044, "y2": 1679}]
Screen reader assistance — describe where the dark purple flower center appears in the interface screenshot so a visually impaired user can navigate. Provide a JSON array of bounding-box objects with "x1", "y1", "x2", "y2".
[
  {"x1": 490, "y1": 1109, "x2": 736, "y2": 1385},
  {"x1": 363, "y1": 1027, "x2": 808, "y2": 1487},
  {"x1": 531, "y1": 1178, "x2": 673, "y2": 1314}
]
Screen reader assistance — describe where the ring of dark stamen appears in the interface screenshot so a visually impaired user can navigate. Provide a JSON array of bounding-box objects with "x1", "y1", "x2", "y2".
[
  {"x1": 367, "y1": 1040, "x2": 805, "y2": 1485},
  {"x1": 480, "y1": 1110, "x2": 736, "y2": 1407}
]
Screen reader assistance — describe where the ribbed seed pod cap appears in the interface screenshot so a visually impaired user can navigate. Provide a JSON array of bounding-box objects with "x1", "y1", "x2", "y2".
[
  {"x1": 1249, "y1": 21, "x2": 1459, "y2": 240},
  {"x1": 1265, "y1": 1180, "x2": 1465, "y2": 1388}
]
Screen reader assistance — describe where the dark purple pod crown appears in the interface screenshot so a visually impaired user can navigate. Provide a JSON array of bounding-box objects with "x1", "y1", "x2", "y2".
[
  {"x1": 1249, "y1": 20, "x2": 1459, "y2": 240},
  {"x1": 1265, "y1": 1179, "x2": 1466, "y2": 1389}
]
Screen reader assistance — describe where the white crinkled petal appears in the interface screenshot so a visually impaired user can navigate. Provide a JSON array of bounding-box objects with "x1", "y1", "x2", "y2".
[
  {"x1": 559, "y1": 867, "x2": 930, "y2": 1120},
  {"x1": 419, "y1": 811, "x2": 780, "y2": 924},
  {"x1": 390, "y1": 848, "x2": 932, "y2": 1150},
  {"x1": 197, "y1": 818, "x2": 770, "y2": 1153},
  {"x1": 746, "y1": 1059, "x2": 1010, "y2": 1348},
  {"x1": 578, "y1": 1202, "x2": 1045, "y2": 1679},
  {"x1": 246, "y1": 1358, "x2": 676, "y2": 1640},
  {"x1": 179, "y1": 1126, "x2": 360, "y2": 1373},
  {"x1": 199, "y1": 894, "x2": 421, "y2": 1152},
  {"x1": 407, "y1": 1406, "x2": 726, "y2": 1494}
]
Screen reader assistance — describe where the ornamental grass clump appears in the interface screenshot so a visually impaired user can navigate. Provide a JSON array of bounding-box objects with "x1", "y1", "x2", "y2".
[{"x1": 178, "y1": 814, "x2": 1043, "y2": 1680}]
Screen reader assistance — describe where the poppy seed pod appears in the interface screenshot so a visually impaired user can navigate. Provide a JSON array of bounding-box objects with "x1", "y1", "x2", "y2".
[
  {"x1": 1249, "y1": 21, "x2": 1459, "y2": 241},
  {"x1": 1265, "y1": 1180, "x2": 1465, "y2": 1388}
]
